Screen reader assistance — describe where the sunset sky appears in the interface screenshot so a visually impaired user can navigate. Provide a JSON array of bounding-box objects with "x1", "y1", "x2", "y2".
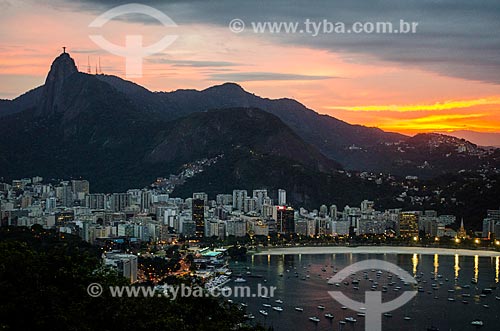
[{"x1": 1, "y1": 0, "x2": 500, "y2": 140}]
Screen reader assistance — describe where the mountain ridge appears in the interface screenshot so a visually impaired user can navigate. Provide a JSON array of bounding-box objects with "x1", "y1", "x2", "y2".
[{"x1": 1, "y1": 52, "x2": 497, "y2": 179}]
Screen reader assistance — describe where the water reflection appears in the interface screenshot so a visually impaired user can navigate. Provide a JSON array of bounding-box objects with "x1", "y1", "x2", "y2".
[
  {"x1": 454, "y1": 254, "x2": 460, "y2": 280},
  {"x1": 412, "y1": 253, "x2": 419, "y2": 276},
  {"x1": 434, "y1": 254, "x2": 439, "y2": 277},
  {"x1": 474, "y1": 255, "x2": 479, "y2": 281},
  {"x1": 495, "y1": 256, "x2": 499, "y2": 283}
]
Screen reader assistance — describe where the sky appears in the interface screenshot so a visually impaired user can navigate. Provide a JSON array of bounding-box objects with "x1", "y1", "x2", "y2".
[{"x1": 1, "y1": 0, "x2": 500, "y2": 140}]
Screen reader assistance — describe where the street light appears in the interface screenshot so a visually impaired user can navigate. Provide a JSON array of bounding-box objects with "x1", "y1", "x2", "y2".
[{"x1": 474, "y1": 238, "x2": 480, "y2": 244}]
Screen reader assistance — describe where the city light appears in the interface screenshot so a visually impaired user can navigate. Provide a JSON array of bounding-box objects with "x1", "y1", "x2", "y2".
[
  {"x1": 474, "y1": 238, "x2": 480, "y2": 244},
  {"x1": 455, "y1": 238, "x2": 461, "y2": 244}
]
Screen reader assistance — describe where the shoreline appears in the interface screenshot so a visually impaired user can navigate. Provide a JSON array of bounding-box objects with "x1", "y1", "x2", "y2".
[{"x1": 254, "y1": 246, "x2": 500, "y2": 257}]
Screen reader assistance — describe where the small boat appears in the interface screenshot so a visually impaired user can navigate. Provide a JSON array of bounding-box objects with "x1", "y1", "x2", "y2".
[
  {"x1": 427, "y1": 326, "x2": 440, "y2": 331},
  {"x1": 317, "y1": 305, "x2": 325, "y2": 310},
  {"x1": 471, "y1": 319, "x2": 484, "y2": 327},
  {"x1": 295, "y1": 307, "x2": 304, "y2": 312},
  {"x1": 383, "y1": 313, "x2": 393, "y2": 318},
  {"x1": 462, "y1": 300, "x2": 469, "y2": 304},
  {"x1": 275, "y1": 299, "x2": 283, "y2": 304},
  {"x1": 482, "y1": 288, "x2": 492, "y2": 294},
  {"x1": 495, "y1": 296, "x2": 500, "y2": 300},
  {"x1": 234, "y1": 278, "x2": 246, "y2": 283},
  {"x1": 447, "y1": 298, "x2": 455, "y2": 302},
  {"x1": 324, "y1": 313, "x2": 334, "y2": 319},
  {"x1": 263, "y1": 303, "x2": 272, "y2": 308},
  {"x1": 244, "y1": 313, "x2": 255, "y2": 320},
  {"x1": 273, "y1": 306, "x2": 283, "y2": 312},
  {"x1": 404, "y1": 316, "x2": 411, "y2": 321},
  {"x1": 357, "y1": 312, "x2": 366, "y2": 317},
  {"x1": 345, "y1": 317, "x2": 357, "y2": 323},
  {"x1": 482, "y1": 304, "x2": 489, "y2": 309},
  {"x1": 309, "y1": 316, "x2": 320, "y2": 323},
  {"x1": 341, "y1": 306, "x2": 347, "y2": 310},
  {"x1": 259, "y1": 310, "x2": 268, "y2": 316},
  {"x1": 339, "y1": 321, "x2": 346, "y2": 325},
  {"x1": 240, "y1": 303, "x2": 248, "y2": 307}
]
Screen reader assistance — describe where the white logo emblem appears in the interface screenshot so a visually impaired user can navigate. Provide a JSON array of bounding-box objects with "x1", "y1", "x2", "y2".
[
  {"x1": 89, "y1": 3, "x2": 178, "y2": 78},
  {"x1": 328, "y1": 260, "x2": 417, "y2": 331}
]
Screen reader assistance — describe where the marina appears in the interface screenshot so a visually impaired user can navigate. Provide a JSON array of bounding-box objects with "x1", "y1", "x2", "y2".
[{"x1": 227, "y1": 252, "x2": 500, "y2": 330}]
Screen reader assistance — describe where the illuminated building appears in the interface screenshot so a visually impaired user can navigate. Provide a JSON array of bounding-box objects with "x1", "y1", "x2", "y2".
[
  {"x1": 192, "y1": 198, "x2": 205, "y2": 238},
  {"x1": 399, "y1": 212, "x2": 419, "y2": 238}
]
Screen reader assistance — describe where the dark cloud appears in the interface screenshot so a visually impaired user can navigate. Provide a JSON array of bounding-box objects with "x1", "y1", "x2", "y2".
[
  {"x1": 48, "y1": 0, "x2": 500, "y2": 85},
  {"x1": 208, "y1": 72, "x2": 336, "y2": 81}
]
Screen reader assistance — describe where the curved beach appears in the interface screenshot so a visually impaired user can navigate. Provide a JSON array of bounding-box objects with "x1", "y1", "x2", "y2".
[{"x1": 255, "y1": 246, "x2": 500, "y2": 257}]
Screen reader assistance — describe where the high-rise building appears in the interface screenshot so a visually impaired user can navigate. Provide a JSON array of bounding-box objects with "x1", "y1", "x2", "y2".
[
  {"x1": 225, "y1": 219, "x2": 246, "y2": 237},
  {"x1": 252, "y1": 189, "x2": 268, "y2": 212},
  {"x1": 104, "y1": 253, "x2": 138, "y2": 283},
  {"x1": 192, "y1": 198, "x2": 205, "y2": 238},
  {"x1": 399, "y1": 212, "x2": 419, "y2": 238},
  {"x1": 111, "y1": 193, "x2": 130, "y2": 212},
  {"x1": 319, "y1": 204, "x2": 328, "y2": 218},
  {"x1": 278, "y1": 189, "x2": 286, "y2": 206},
  {"x1": 216, "y1": 194, "x2": 232, "y2": 206},
  {"x1": 244, "y1": 197, "x2": 257, "y2": 213},
  {"x1": 45, "y1": 197, "x2": 57, "y2": 211},
  {"x1": 61, "y1": 183, "x2": 73, "y2": 207},
  {"x1": 140, "y1": 189, "x2": 152, "y2": 212},
  {"x1": 482, "y1": 218, "x2": 496, "y2": 238},
  {"x1": 181, "y1": 219, "x2": 196, "y2": 237},
  {"x1": 86, "y1": 193, "x2": 106, "y2": 210},
  {"x1": 274, "y1": 206, "x2": 295, "y2": 234},
  {"x1": 330, "y1": 204, "x2": 338, "y2": 220},
  {"x1": 232, "y1": 190, "x2": 247, "y2": 211},
  {"x1": 487, "y1": 209, "x2": 500, "y2": 222}
]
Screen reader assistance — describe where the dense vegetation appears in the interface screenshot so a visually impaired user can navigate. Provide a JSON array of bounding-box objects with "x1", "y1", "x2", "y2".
[{"x1": 0, "y1": 226, "x2": 263, "y2": 331}]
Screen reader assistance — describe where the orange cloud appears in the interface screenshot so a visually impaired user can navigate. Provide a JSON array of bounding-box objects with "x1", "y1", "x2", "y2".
[{"x1": 329, "y1": 96, "x2": 500, "y2": 112}]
